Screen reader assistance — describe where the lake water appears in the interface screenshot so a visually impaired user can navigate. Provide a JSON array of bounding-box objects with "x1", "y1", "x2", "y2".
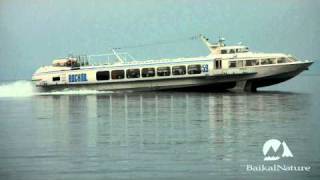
[{"x1": 0, "y1": 75, "x2": 319, "y2": 180}]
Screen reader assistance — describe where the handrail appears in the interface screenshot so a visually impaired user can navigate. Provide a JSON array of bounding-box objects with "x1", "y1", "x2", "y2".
[{"x1": 78, "y1": 52, "x2": 136, "y2": 66}]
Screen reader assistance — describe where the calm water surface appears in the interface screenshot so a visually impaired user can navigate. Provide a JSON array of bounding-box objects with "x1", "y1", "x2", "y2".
[{"x1": 0, "y1": 75, "x2": 319, "y2": 180}]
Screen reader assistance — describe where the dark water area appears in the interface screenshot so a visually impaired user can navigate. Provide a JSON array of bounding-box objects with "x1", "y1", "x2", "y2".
[{"x1": 0, "y1": 75, "x2": 319, "y2": 180}]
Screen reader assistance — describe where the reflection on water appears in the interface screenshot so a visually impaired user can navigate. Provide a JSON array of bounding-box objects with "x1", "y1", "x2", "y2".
[
  {"x1": 0, "y1": 91, "x2": 318, "y2": 179},
  {"x1": 32, "y1": 92, "x2": 311, "y2": 146}
]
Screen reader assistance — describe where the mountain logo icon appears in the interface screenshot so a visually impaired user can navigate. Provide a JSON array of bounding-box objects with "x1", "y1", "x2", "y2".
[{"x1": 262, "y1": 139, "x2": 293, "y2": 161}]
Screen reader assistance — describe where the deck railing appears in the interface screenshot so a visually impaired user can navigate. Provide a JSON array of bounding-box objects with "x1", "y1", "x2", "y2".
[{"x1": 73, "y1": 52, "x2": 136, "y2": 66}]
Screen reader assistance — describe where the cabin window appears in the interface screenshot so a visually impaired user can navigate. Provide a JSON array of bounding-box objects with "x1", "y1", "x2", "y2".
[
  {"x1": 237, "y1": 60, "x2": 243, "y2": 67},
  {"x1": 221, "y1": 50, "x2": 227, "y2": 54},
  {"x1": 172, "y1": 66, "x2": 186, "y2": 75},
  {"x1": 229, "y1": 61, "x2": 237, "y2": 68},
  {"x1": 96, "y1": 71, "x2": 110, "y2": 81},
  {"x1": 188, "y1": 64, "x2": 201, "y2": 74},
  {"x1": 288, "y1": 57, "x2": 298, "y2": 62},
  {"x1": 241, "y1": 48, "x2": 249, "y2": 53},
  {"x1": 157, "y1": 67, "x2": 171, "y2": 76},
  {"x1": 245, "y1": 59, "x2": 259, "y2": 66},
  {"x1": 142, "y1": 68, "x2": 155, "y2": 77},
  {"x1": 111, "y1": 70, "x2": 125, "y2": 79},
  {"x1": 52, "y1": 76, "x2": 60, "y2": 81},
  {"x1": 126, "y1": 69, "x2": 140, "y2": 78},
  {"x1": 277, "y1": 57, "x2": 288, "y2": 64},
  {"x1": 215, "y1": 59, "x2": 222, "y2": 69},
  {"x1": 229, "y1": 49, "x2": 235, "y2": 54},
  {"x1": 261, "y1": 58, "x2": 275, "y2": 65}
]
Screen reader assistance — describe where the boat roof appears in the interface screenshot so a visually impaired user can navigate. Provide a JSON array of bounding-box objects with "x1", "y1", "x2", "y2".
[
  {"x1": 219, "y1": 45, "x2": 248, "y2": 50},
  {"x1": 47, "y1": 35, "x2": 290, "y2": 69}
]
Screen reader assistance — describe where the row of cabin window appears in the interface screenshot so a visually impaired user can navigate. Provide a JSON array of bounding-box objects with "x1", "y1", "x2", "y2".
[
  {"x1": 96, "y1": 65, "x2": 202, "y2": 80},
  {"x1": 229, "y1": 57, "x2": 291, "y2": 68},
  {"x1": 221, "y1": 48, "x2": 249, "y2": 54}
]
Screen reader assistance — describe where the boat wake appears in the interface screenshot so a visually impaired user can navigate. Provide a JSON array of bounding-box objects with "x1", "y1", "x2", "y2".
[{"x1": 0, "y1": 81, "x2": 110, "y2": 98}]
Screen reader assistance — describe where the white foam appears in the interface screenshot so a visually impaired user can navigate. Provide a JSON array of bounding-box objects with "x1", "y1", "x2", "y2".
[
  {"x1": 35, "y1": 90, "x2": 110, "y2": 96},
  {"x1": 0, "y1": 80, "x2": 112, "y2": 98},
  {"x1": 0, "y1": 80, "x2": 35, "y2": 98}
]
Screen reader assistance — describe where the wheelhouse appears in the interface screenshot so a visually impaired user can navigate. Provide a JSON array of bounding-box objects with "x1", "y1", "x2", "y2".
[{"x1": 219, "y1": 46, "x2": 249, "y2": 54}]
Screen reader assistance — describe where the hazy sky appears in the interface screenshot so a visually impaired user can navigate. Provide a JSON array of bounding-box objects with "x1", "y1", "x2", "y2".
[{"x1": 0, "y1": 0, "x2": 319, "y2": 80}]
